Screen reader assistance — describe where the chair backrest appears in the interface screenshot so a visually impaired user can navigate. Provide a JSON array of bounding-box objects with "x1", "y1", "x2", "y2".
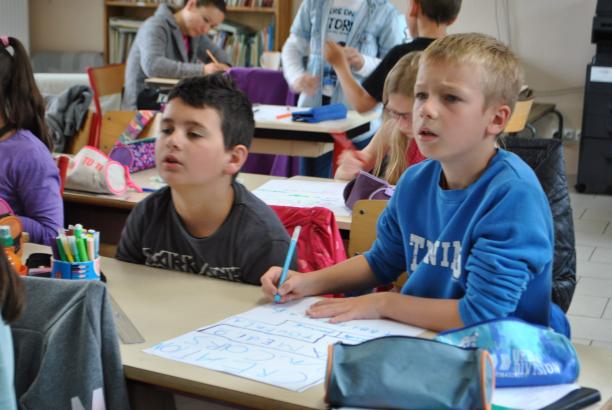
[
  {"x1": 11, "y1": 276, "x2": 129, "y2": 409},
  {"x1": 56, "y1": 155, "x2": 69, "y2": 195},
  {"x1": 347, "y1": 200, "x2": 388, "y2": 258},
  {"x1": 98, "y1": 110, "x2": 159, "y2": 154},
  {"x1": 504, "y1": 98, "x2": 534, "y2": 133},
  {"x1": 87, "y1": 63, "x2": 125, "y2": 114},
  {"x1": 501, "y1": 136, "x2": 577, "y2": 312},
  {"x1": 347, "y1": 199, "x2": 409, "y2": 290},
  {"x1": 228, "y1": 67, "x2": 296, "y2": 105},
  {"x1": 270, "y1": 205, "x2": 346, "y2": 273},
  {"x1": 86, "y1": 63, "x2": 126, "y2": 148}
]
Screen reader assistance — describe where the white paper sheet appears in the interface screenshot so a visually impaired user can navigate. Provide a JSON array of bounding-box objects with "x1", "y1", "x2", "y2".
[
  {"x1": 144, "y1": 297, "x2": 423, "y2": 392},
  {"x1": 253, "y1": 179, "x2": 351, "y2": 217},
  {"x1": 253, "y1": 105, "x2": 298, "y2": 122},
  {"x1": 493, "y1": 383, "x2": 580, "y2": 409}
]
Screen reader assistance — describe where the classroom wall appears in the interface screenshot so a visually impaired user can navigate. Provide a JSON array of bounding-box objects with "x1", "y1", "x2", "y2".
[
  {"x1": 388, "y1": 0, "x2": 596, "y2": 142},
  {"x1": 29, "y1": 0, "x2": 104, "y2": 53},
  {"x1": 28, "y1": 0, "x2": 597, "y2": 167}
]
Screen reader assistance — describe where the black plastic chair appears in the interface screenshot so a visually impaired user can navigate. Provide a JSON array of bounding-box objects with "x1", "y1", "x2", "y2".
[{"x1": 502, "y1": 136, "x2": 577, "y2": 312}]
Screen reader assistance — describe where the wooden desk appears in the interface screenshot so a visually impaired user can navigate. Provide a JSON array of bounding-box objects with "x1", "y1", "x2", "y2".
[
  {"x1": 288, "y1": 175, "x2": 352, "y2": 231},
  {"x1": 251, "y1": 105, "x2": 377, "y2": 162},
  {"x1": 143, "y1": 82, "x2": 378, "y2": 159},
  {"x1": 21, "y1": 245, "x2": 612, "y2": 409},
  {"x1": 63, "y1": 170, "x2": 286, "y2": 252},
  {"x1": 64, "y1": 171, "x2": 354, "y2": 252},
  {"x1": 103, "y1": 254, "x2": 328, "y2": 410}
]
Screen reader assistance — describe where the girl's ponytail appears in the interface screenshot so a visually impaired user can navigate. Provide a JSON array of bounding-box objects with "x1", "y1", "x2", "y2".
[{"x1": 0, "y1": 36, "x2": 51, "y2": 150}]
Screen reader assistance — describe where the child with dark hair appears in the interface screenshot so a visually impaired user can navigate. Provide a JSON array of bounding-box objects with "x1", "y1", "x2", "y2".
[
  {"x1": 0, "y1": 36, "x2": 63, "y2": 246},
  {"x1": 124, "y1": 0, "x2": 231, "y2": 109},
  {"x1": 0, "y1": 244, "x2": 25, "y2": 410},
  {"x1": 327, "y1": 0, "x2": 462, "y2": 112},
  {"x1": 117, "y1": 73, "x2": 293, "y2": 284}
]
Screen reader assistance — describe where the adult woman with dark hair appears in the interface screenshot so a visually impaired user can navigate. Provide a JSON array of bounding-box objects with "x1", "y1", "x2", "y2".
[{"x1": 124, "y1": 0, "x2": 231, "y2": 109}]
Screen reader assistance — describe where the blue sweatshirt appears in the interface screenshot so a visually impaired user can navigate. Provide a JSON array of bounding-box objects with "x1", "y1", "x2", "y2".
[{"x1": 365, "y1": 149, "x2": 564, "y2": 329}]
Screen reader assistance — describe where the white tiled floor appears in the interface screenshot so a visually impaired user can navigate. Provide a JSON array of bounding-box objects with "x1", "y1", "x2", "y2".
[{"x1": 566, "y1": 177, "x2": 612, "y2": 347}]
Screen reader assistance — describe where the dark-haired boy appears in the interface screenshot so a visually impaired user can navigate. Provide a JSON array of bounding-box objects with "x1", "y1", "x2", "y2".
[
  {"x1": 326, "y1": 0, "x2": 462, "y2": 112},
  {"x1": 117, "y1": 74, "x2": 293, "y2": 284}
]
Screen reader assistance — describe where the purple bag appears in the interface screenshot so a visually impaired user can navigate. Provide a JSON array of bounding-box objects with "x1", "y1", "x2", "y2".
[
  {"x1": 109, "y1": 110, "x2": 157, "y2": 173},
  {"x1": 109, "y1": 138, "x2": 156, "y2": 173},
  {"x1": 343, "y1": 170, "x2": 395, "y2": 209}
]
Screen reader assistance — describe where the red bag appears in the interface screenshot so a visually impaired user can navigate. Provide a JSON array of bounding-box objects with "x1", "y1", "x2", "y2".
[{"x1": 270, "y1": 205, "x2": 347, "y2": 273}]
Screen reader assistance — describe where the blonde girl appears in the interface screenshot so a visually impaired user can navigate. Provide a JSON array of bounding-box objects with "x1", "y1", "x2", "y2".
[{"x1": 335, "y1": 51, "x2": 425, "y2": 185}]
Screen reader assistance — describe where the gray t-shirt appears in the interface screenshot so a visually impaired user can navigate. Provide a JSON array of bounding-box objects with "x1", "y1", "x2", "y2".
[{"x1": 116, "y1": 182, "x2": 292, "y2": 284}]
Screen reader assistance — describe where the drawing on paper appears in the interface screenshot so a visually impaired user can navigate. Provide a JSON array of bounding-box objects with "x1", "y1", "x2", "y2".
[{"x1": 145, "y1": 297, "x2": 422, "y2": 392}]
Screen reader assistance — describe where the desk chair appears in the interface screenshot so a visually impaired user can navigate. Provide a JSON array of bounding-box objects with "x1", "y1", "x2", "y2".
[
  {"x1": 347, "y1": 200, "x2": 404, "y2": 290},
  {"x1": 229, "y1": 67, "x2": 300, "y2": 177},
  {"x1": 505, "y1": 98, "x2": 534, "y2": 135},
  {"x1": 270, "y1": 205, "x2": 346, "y2": 273},
  {"x1": 56, "y1": 154, "x2": 69, "y2": 195},
  {"x1": 11, "y1": 277, "x2": 129, "y2": 409},
  {"x1": 65, "y1": 110, "x2": 94, "y2": 154},
  {"x1": 87, "y1": 63, "x2": 126, "y2": 149},
  {"x1": 502, "y1": 136, "x2": 577, "y2": 312},
  {"x1": 97, "y1": 110, "x2": 158, "y2": 154}
]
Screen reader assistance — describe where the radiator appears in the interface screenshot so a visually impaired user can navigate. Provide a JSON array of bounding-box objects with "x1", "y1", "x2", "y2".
[{"x1": 0, "y1": 0, "x2": 29, "y2": 52}]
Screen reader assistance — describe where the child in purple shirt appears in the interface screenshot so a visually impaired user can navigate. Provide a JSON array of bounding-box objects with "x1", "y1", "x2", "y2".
[{"x1": 0, "y1": 36, "x2": 63, "y2": 245}]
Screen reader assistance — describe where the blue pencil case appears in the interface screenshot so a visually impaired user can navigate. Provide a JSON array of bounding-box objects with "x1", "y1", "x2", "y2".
[
  {"x1": 436, "y1": 317, "x2": 579, "y2": 387},
  {"x1": 292, "y1": 103, "x2": 348, "y2": 123}
]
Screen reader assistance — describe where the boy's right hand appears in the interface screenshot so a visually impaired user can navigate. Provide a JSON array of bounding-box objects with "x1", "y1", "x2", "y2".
[{"x1": 261, "y1": 266, "x2": 310, "y2": 303}]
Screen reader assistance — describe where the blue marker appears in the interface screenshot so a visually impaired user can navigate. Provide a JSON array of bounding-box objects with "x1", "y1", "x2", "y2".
[{"x1": 275, "y1": 226, "x2": 301, "y2": 303}]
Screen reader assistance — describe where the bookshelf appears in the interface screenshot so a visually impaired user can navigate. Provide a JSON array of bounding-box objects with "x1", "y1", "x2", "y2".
[{"x1": 103, "y1": 0, "x2": 291, "y2": 65}]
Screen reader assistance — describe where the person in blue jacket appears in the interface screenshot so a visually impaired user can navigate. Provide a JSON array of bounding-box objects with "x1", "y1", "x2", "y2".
[
  {"x1": 262, "y1": 33, "x2": 569, "y2": 336},
  {"x1": 282, "y1": 0, "x2": 405, "y2": 108}
]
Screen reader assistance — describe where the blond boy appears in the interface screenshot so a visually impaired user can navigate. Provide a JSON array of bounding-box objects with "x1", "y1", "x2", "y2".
[{"x1": 263, "y1": 33, "x2": 569, "y2": 336}]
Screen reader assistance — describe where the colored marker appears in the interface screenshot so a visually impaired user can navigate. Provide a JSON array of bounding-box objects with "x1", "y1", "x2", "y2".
[
  {"x1": 68, "y1": 236, "x2": 80, "y2": 262},
  {"x1": 56, "y1": 238, "x2": 68, "y2": 261},
  {"x1": 60, "y1": 236, "x2": 74, "y2": 263},
  {"x1": 77, "y1": 237, "x2": 88, "y2": 262},
  {"x1": 87, "y1": 237, "x2": 96, "y2": 261},
  {"x1": 276, "y1": 112, "x2": 292, "y2": 120},
  {"x1": 274, "y1": 226, "x2": 301, "y2": 303}
]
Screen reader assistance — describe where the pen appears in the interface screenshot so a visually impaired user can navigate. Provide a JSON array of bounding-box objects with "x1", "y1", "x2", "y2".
[
  {"x1": 276, "y1": 112, "x2": 292, "y2": 120},
  {"x1": 274, "y1": 226, "x2": 302, "y2": 303},
  {"x1": 142, "y1": 187, "x2": 157, "y2": 193},
  {"x1": 206, "y1": 49, "x2": 220, "y2": 65}
]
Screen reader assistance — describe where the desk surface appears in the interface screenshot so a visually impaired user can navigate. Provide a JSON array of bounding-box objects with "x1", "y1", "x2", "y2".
[
  {"x1": 22, "y1": 245, "x2": 612, "y2": 409},
  {"x1": 63, "y1": 169, "x2": 285, "y2": 208},
  {"x1": 63, "y1": 169, "x2": 352, "y2": 231},
  {"x1": 104, "y1": 254, "x2": 327, "y2": 410}
]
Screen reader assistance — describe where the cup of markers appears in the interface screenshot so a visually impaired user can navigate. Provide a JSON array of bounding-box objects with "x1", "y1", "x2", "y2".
[{"x1": 52, "y1": 224, "x2": 101, "y2": 280}]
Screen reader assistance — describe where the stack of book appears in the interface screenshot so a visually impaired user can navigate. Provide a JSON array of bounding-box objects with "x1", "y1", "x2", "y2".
[
  {"x1": 108, "y1": 17, "x2": 142, "y2": 64},
  {"x1": 212, "y1": 20, "x2": 275, "y2": 67},
  {"x1": 107, "y1": 0, "x2": 182, "y2": 4},
  {"x1": 226, "y1": 0, "x2": 274, "y2": 7}
]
